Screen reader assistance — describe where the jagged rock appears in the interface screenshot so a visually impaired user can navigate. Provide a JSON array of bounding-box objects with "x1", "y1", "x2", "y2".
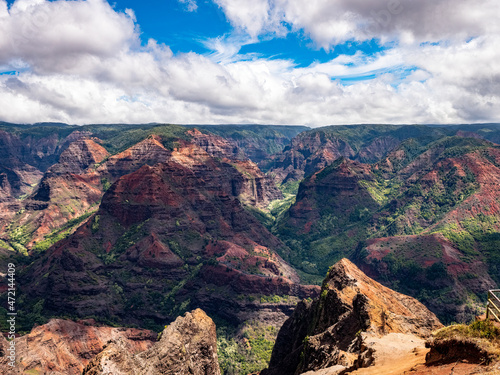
[
  {"x1": 262, "y1": 259, "x2": 442, "y2": 375},
  {"x1": 83, "y1": 309, "x2": 221, "y2": 375},
  {"x1": 0, "y1": 319, "x2": 156, "y2": 375}
]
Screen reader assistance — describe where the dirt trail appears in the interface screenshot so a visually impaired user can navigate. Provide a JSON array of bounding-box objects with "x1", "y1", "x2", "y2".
[
  {"x1": 348, "y1": 331, "x2": 498, "y2": 375},
  {"x1": 350, "y1": 333, "x2": 428, "y2": 375},
  {"x1": 408, "y1": 362, "x2": 495, "y2": 374}
]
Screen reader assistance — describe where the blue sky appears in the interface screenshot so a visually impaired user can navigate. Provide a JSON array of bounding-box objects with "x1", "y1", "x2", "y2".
[
  {"x1": 0, "y1": 0, "x2": 499, "y2": 125},
  {"x1": 113, "y1": 0, "x2": 386, "y2": 70}
]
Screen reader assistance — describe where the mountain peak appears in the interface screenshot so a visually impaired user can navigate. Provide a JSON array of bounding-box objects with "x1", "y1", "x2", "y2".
[
  {"x1": 262, "y1": 258, "x2": 442, "y2": 375},
  {"x1": 324, "y1": 258, "x2": 442, "y2": 337}
]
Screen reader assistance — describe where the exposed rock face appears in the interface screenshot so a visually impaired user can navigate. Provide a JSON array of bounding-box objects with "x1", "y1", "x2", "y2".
[
  {"x1": 284, "y1": 158, "x2": 377, "y2": 234},
  {"x1": 50, "y1": 138, "x2": 109, "y2": 175},
  {"x1": 96, "y1": 134, "x2": 171, "y2": 180},
  {"x1": 188, "y1": 128, "x2": 242, "y2": 160},
  {"x1": 0, "y1": 129, "x2": 101, "y2": 256},
  {"x1": 18, "y1": 138, "x2": 111, "y2": 244},
  {"x1": 2, "y1": 132, "x2": 282, "y2": 251},
  {"x1": 188, "y1": 125, "x2": 309, "y2": 164},
  {"x1": 21, "y1": 144, "x2": 317, "y2": 328},
  {"x1": 356, "y1": 136, "x2": 401, "y2": 163},
  {"x1": 0, "y1": 319, "x2": 156, "y2": 375},
  {"x1": 187, "y1": 129, "x2": 283, "y2": 207},
  {"x1": 0, "y1": 129, "x2": 92, "y2": 201},
  {"x1": 83, "y1": 309, "x2": 221, "y2": 375},
  {"x1": 262, "y1": 259, "x2": 442, "y2": 375},
  {"x1": 269, "y1": 132, "x2": 356, "y2": 184}
]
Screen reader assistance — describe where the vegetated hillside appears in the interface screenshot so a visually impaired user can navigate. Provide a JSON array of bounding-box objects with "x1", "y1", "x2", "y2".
[
  {"x1": 0, "y1": 123, "x2": 299, "y2": 258},
  {"x1": 275, "y1": 136, "x2": 500, "y2": 322},
  {"x1": 265, "y1": 123, "x2": 500, "y2": 185}
]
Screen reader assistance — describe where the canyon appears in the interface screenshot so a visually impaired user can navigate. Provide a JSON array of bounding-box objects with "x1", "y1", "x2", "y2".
[{"x1": 0, "y1": 122, "x2": 499, "y2": 373}]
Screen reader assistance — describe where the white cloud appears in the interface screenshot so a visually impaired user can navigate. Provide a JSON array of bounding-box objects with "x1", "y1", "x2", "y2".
[
  {"x1": 0, "y1": 0, "x2": 498, "y2": 126},
  {"x1": 213, "y1": 0, "x2": 500, "y2": 49},
  {"x1": 0, "y1": 0, "x2": 137, "y2": 71},
  {"x1": 178, "y1": 0, "x2": 198, "y2": 12}
]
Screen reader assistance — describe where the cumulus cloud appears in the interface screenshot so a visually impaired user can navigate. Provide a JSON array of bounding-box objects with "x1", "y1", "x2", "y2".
[
  {"x1": 213, "y1": 0, "x2": 500, "y2": 49},
  {"x1": 0, "y1": 0, "x2": 498, "y2": 126},
  {"x1": 0, "y1": 0, "x2": 138, "y2": 75}
]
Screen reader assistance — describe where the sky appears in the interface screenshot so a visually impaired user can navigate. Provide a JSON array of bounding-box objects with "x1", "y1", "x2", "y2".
[{"x1": 0, "y1": 0, "x2": 499, "y2": 126}]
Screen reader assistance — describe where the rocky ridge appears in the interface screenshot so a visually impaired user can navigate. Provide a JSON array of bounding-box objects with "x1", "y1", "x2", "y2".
[
  {"x1": 0, "y1": 318, "x2": 156, "y2": 375},
  {"x1": 83, "y1": 308, "x2": 221, "y2": 375},
  {"x1": 262, "y1": 258, "x2": 442, "y2": 375}
]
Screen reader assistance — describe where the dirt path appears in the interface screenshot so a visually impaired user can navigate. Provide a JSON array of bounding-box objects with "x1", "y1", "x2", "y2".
[
  {"x1": 348, "y1": 331, "x2": 497, "y2": 375},
  {"x1": 350, "y1": 333, "x2": 428, "y2": 375},
  {"x1": 408, "y1": 362, "x2": 493, "y2": 374}
]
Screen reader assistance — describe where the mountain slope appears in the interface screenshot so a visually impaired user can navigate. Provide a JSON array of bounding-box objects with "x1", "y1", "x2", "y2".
[
  {"x1": 14, "y1": 142, "x2": 317, "y2": 353},
  {"x1": 275, "y1": 137, "x2": 499, "y2": 321},
  {"x1": 0, "y1": 128, "x2": 283, "y2": 255},
  {"x1": 261, "y1": 258, "x2": 442, "y2": 375}
]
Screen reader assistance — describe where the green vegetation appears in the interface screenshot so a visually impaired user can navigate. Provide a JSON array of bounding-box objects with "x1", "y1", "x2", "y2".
[
  {"x1": 433, "y1": 214, "x2": 500, "y2": 283},
  {"x1": 279, "y1": 180, "x2": 300, "y2": 195},
  {"x1": 84, "y1": 123, "x2": 189, "y2": 154},
  {"x1": 190, "y1": 125, "x2": 309, "y2": 165},
  {"x1": 31, "y1": 211, "x2": 97, "y2": 253},
  {"x1": 0, "y1": 239, "x2": 14, "y2": 251},
  {"x1": 358, "y1": 179, "x2": 397, "y2": 205},
  {"x1": 434, "y1": 320, "x2": 500, "y2": 341},
  {"x1": 217, "y1": 320, "x2": 278, "y2": 375},
  {"x1": 259, "y1": 294, "x2": 293, "y2": 303},
  {"x1": 245, "y1": 180, "x2": 298, "y2": 231},
  {"x1": 101, "y1": 177, "x2": 112, "y2": 191}
]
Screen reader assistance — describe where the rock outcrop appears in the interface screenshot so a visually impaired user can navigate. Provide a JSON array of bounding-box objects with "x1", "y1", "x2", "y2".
[
  {"x1": 0, "y1": 319, "x2": 156, "y2": 375},
  {"x1": 262, "y1": 259, "x2": 442, "y2": 375},
  {"x1": 82, "y1": 309, "x2": 221, "y2": 375}
]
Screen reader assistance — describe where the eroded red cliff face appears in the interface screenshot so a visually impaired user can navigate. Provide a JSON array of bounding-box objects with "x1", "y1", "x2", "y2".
[
  {"x1": 1, "y1": 130, "x2": 282, "y2": 251},
  {"x1": 21, "y1": 144, "x2": 317, "y2": 330},
  {"x1": 82, "y1": 309, "x2": 221, "y2": 375},
  {"x1": 0, "y1": 319, "x2": 156, "y2": 375}
]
